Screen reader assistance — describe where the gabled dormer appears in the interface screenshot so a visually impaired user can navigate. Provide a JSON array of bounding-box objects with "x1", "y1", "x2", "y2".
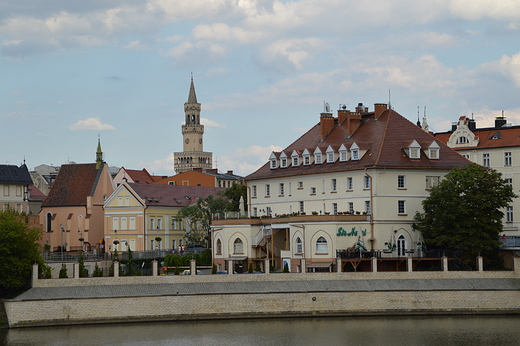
[
  {"x1": 405, "y1": 140, "x2": 421, "y2": 159},
  {"x1": 279, "y1": 151, "x2": 288, "y2": 168},
  {"x1": 291, "y1": 150, "x2": 300, "y2": 167},
  {"x1": 350, "y1": 142, "x2": 360, "y2": 161},
  {"x1": 314, "y1": 147, "x2": 323, "y2": 164},
  {"x1": 326, "y1": 145, "x2": 336, "y2": 163},
  {"x1": 269, "y1": 152, "x2": 278, "y2": 169},
  {"x1": 302, "y1": 148, "x2": 312, "y2": 165},
  {"x1": 447, "y1": 116, "x2": 479, "y2": 148},
  {"x1": 427, "y1": 141, "x2": 440, "y2": 159},
  {"x1": 339, "y1": 144, "x2": 349, "y2": 162}
]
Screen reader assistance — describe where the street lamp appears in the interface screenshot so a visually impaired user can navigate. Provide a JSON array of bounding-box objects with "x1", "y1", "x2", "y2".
[{"x1": 60, "y1": 224, "x2": 65, "y2": 261}]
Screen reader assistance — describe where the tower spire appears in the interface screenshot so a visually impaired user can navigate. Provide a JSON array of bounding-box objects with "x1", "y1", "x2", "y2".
[
  {"x1": 96, "y1": 135, "x2": 104, "y2": 169},
  {"x1": 188, "y1": 73, "x2": 197, "y2": 104}
]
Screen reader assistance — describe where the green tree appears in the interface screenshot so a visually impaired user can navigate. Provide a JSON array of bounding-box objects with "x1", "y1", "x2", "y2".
[
  {"x1": 59, "y1": 264, "x2": 68, "y2": 278},
  {"x1": 221, "y1": 184, "x2": 247, "y2": 212},
  {"x1": 126, "y1": 246, "x2": 136, "y2": 276},
  {"x1": 77, "y1": 251, "x2": 89, "y2": 277},
  {"x1": 0, "y1": 207, "x2": 42, "y2": 295},
  {"x1": 93, "y1": 264, "x2": 103, "y2": 277},
  {"x1": 414, "y1": 163, "x2": 516, "y2": 264}
]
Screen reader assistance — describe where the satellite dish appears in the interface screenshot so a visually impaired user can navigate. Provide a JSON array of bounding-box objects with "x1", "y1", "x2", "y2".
[{"x1": 325, "y1": 102, "x2": 330, "y2": 112}]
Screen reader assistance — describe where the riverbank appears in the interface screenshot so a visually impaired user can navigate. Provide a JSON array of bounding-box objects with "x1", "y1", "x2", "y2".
[{"x1": 4, "y1": 258, "x2": 520, "y2": 328}]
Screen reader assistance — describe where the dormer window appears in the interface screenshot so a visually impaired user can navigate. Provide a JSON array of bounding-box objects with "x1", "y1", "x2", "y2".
[
  {"x1": 351, "y1": 142, "x2": 360, "y2": 160},
  {"x1": 292, "y1": 157, "x2": 298, "y2": 166},
  {"x1": 457, "y1": 136, "x2": 468, "y2": 144},
  {"x1": 314, "y1": 148, "x2": 323, "y2": 164},
  {"x1": 280, "y1": 152, "x2": 288, "y2": 168},
  {"x1": 326, "y1": 146, "x2": 335, "y2": 163},
  {"x1": 302, "y1": 148, "x2": 311, "y2": 165},
  {"x1": 407, "y1": 140, "x2": 421, "y2": 159},
  {"x1": 410, "y1": 148, "x2": 419, "y2": 159},
  {"x1": 269, "y1": 152, "x2": 278, "y2": 169},
  {"x1": 339, "y1": 144, "x2": 348, "y2": 162},
  {"x1": 428, "y1": 141, "x2": 440, "y2": 160},
  {"x1": 270, "y1": 159, "x2": 277, "y2": 169},
  {"x1": 291, "y1": 150, "x2": 299, "y2": 167}
]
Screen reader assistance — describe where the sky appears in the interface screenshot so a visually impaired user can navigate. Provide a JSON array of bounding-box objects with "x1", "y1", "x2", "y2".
[{"x1": 2, "y1": 0, "x2": 520, "y2": 177}]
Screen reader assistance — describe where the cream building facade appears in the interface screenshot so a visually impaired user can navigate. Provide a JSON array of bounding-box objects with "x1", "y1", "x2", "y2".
[{"x1": 212, "y1": 103, "x2": 472, "y2": 273}]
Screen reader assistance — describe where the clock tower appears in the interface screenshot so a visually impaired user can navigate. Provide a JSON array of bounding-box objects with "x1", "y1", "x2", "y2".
[{"x1": 174, "y1": 76, "x2": 213, "y2": 174}]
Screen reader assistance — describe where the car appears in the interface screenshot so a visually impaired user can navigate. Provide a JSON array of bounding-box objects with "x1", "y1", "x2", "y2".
[{"x1": 181, "y1": 269, "x2": 202, "y2": 275}]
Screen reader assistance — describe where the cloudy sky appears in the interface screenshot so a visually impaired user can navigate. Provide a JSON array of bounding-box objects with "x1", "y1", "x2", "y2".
[{"x1": 2, "y1": 0, "x2": 520, "y2": 177}]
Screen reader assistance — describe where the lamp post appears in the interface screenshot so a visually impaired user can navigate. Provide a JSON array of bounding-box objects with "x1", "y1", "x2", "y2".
[{"x1": 60, "y1": 224, "x2": 65, "y2": 261}]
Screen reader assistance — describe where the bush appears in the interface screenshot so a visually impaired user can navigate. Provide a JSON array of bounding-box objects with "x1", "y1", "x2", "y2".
[
  {"x1": 248, "y1": 263, "x2": 254, "y2": 273},
  {"x1": 212, "y1": 263, "x2": 217, "y2": 274},
  {"x1": 59, "y1": 264, "x2": 68, "y2": 278},
  {"x1": 93, "y1": 264, "x2": 103, "y2": 277}
]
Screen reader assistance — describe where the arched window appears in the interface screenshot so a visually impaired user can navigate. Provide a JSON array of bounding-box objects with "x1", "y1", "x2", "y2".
[
  {"x1": 457, "y1": 136, "x2": 468, "y2": 144},
  {"x1": 296, "y1": 237, "x2": 303, "y2": 254},
  {"x1": 216, "y1": 239, "x2": 222, "y2": 255},
  {"x1": 316, "y1": 236, "x2": 327, "y2": 253},
  {"x1": 233, "y1": 238, "x2": 243, "y2": 254},
  {"x1": 397, "y1": 235, "x2": 406, "y2": 257},
  {"x1": 46, "y1": 212, "x2": 52, "y2": 233}
]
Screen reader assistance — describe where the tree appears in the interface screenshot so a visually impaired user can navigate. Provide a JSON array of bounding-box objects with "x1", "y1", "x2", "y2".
[
  {"x1": 0, "y1": 207, "x2": 42, "y2": 295},
  {"x1": 59, "y1": 264, "x2": 68, "y2": 278},
  {"x1": 222, "y1": 183, "x2": 247, "y2": 212},
  {"x1": 77, "y1": 251, "x2": 89, "y2": 277},
  {"x1": 414, "y1": 163, "x2": 516, "y2": 264}
]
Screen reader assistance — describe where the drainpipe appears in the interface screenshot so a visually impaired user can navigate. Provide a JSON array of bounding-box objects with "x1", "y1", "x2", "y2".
[{"x1": 365, "y1": 168, "x2": 374, "y2": 250}]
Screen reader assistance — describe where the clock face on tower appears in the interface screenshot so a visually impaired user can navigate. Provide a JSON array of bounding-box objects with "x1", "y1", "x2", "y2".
[{"x1": 185, "y1": 139, "x2": 189, "y2": 144}]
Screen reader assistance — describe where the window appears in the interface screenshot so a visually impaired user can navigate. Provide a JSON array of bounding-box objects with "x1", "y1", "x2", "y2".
[
  {"x1": 299, "y1": 201, "x2": 304, "y2": 213},
  {"x1": 304, "y1": 155, "x2": 310, "y2": 165},
  {"x1": 112, "y1": 217, "x2": 119, "y2": 231},
  {"x1": 129, "y1": 217, "x2": 136, "y2": 230},
  {"x1": 233, "y1": 238, "x2": 244, "y2": 254},
  {"x1": 292, "y1": 157, "x2": 298, "y2": 166},
  {"x1": 505, "y1": 152, "x2": 512, "y2": 166},
  {"x1": 296, "y1": 237, "x2": 303, "y2": 254},
  {"x1": 398, "y1": 175, "x2": 406, "y2": 189},
  {"x1": 124, "y1": 196, "x2": 130, "y2": 206},
  {"x1": 16, "y1": 186, "x2": 22, "y2": 197},
  {"x1": 483, "y1": 153, "x2": 490, "y2": 167},
  {"x1": 281, "y1": 158, "x2": 287, "y2": 168},
  {"x1": 327, "y1": 152, "x2": 334, "y2": 163},
  {"x1": 216, "y1": 239, "x2": 222, "y2": 255},
  {"x1": 316, "y1": 236, "x2": 328, "y2": 253},
  {"x1": 457, "y1": 136, "x2": 468, "y2": 144},
  {"x1": 331, "y1": 179, "x2": 337, "y2": 192},
  {"x1": 397, "y1": 235, "x2": 406, "y2": 257},
  {"x1": 409, "y1": 148, "x2": 419, "y2": 159},
  {"x1": 332, "y1": 203, "x2": 338, "y2": 215},
  {"x1": 426, "y1": 176, "x2": 440, "y2": 189},
  {"x1": 172, "y1": 239, "x2": 176, "y2": 250},
  {"x1": 3, "y1": 185, "x2": 9, "y2": 196},
  {"x1": 506, "y1": 178, "x2": 513, "y2": 187},
  {"x1": 398, "y1": 200, "x2": 406, "y2": 214},
  {"x1": 298, "y1": 181, "x2": 303, "y2": 189},
  {"x1": 429, "y1": 148, "x2": 439, "y2": 159},
  {"x1": 340, "y1": 150, "x2": 347, "y2": 161},
  {"x1": 168, "y1": 181, "x2": 176, "y2": 185},
  {"x1": 347, "y1": 177, "x2": 353, "y2": 190},
  {"x1": 364, "y1": 176, "x2": 370, "y2": 189},
  {"x1": 150, "y1": 218, "x2": 154, "y2": 230},
  {"x1": 46, "y1": 212, "x2": 52, "y2": 233},
  {"x1": 279, "y1": 183, "x2": 285, "y2": 196},
  {"x1": 266, "y1": 206, "x2": 271, "y2": 216},
  {"x1": 365, "y1": 201, "x2": 371, "y2": 214},
  {"x1": 157, "y1": 218, "x2": 162, "y2": 230},
  {"x1": 270, "y1": 158, "x2": 277, "y2": 169},
  {"x1": 507, "y1": 206, "x2": 514, "y2": 223},
  {"x1": 348, "y1": 202, "x2": 354, "y2": 214},
  {"x1": 352, "y1": 149, "x2": 359, "y2": 160},
  {"x1": 311, "y1": 187, "x2": 316, "y2": 194},
  {"x1": 265, "y1": 184, "x2": 270, "y2": 197},
  {"x1": 315, "y1": 153, "x2": 322, "y2": 164},
  {"x1": 252, "y1": 185, "x2": 257, "y2": 197},
  {"x1": 118, "y1": 196, "x2": 123, "y2": 206},
  {"x1": 253, "y1": 207, "x2": 258, "y2": 217},
  {"x1": 121, "y1": 217, "x2": 128, "y2": 230}
]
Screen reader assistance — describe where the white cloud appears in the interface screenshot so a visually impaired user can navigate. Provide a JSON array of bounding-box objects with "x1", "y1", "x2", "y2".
[
  {"x1": 69, "y1": 118, "x2": 116, "y2": 131},
  {"x1": 201, "y1": 118, "x2": 226, "y2": 128},
  {"x1": 123, "y1": 40, "x2": 148, "y2": 50},
  {"x1": 192, "y1": 23, "x2": 264, "y2": 43},
  {"x1": 480, "y1": 52, "x2": 520, "y2": 88},
  {"x1": 218, "y1": 144, "x2": 283, "y2": 176},
  {"x1": 137, "y1": 153, "x2": 176, "y2": 176}
]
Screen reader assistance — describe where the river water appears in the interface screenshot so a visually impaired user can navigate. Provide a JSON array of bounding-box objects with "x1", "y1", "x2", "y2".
[{"x1": 2, "y1": 315, "x2": 519, "y2": 346}]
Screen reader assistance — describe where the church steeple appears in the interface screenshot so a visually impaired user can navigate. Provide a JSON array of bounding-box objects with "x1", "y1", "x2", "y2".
[
  {"x1": 96, "y1": 137, "x2": 104, "y2": 169},
  {"x1": 188, "y1": 74, "x2": 198, "y2": 104}
]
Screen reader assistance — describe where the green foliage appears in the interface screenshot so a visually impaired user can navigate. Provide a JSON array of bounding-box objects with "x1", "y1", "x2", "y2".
[
  {"x1": 0, "y1": 207, "x2": 42, "y2": 294},
  {"x1": 415, "y1": 163, "x2": 516, "y2": 261},
  {"x1": 212, "y1": 263, "x2": 217, "y2": 274},
  {"x1": 43, "y1": 243, "x2": 51, "y2": 252},
  {"x1": 222, "y1": 184, "x2": 247, "y2": 212},
  {"x1": 164, "y1": 254, "x2": 182, "y2": 267},
  {"x1": 93, "y1": 264, "x2": 103, "y2": 277},
  {"x1": 255, "y1": 264, "x2": 261, "y2": 272},
  {"x1": 59, "y1": 264, "x2": 68, "y2": 278},
  {"x1": 174, "y1": 265, "x2": 180, "y2": 275},
  {"x1": 77, "y1": 251, "x2": 89, "y2": 277},
  {"x1": 126, "y1": 247, "x2": 136, "y2": 276},
  {"x1": 201, "y1": 248, "x2": 212, "y2": 265},
  {"x1": 38, "y1": 259, "x2": 52, "y2": 279},
  {"x1": 248, "y1": 262, "x2": 253, "y2": 273}
]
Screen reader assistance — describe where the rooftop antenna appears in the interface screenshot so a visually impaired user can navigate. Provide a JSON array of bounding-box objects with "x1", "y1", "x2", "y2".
[
  {"x1": 388, "y1": 89, "x2": 391, "y2": 110},
  {"x1": 416, "y1": 106, "x2": 421, "y2": 127}
]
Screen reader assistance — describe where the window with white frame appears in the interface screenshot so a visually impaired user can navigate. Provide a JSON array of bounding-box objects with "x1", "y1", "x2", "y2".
[
  {"x1": 157, "y1": 218, "x2": 162, "y2": 230},
  {"x1": 348, "y1": 202, "x2": 354, "y2": 214},
  {"x1": 118, "y1": 196, "x2": 123, "y2": 206},
  {"x1": 253, "y1": 207, "x2": 258, "y2": 216},
  {"x1": 332, "y1": 203, "x2": 338, "y2": 215},
  {"x1": 311, "y1": 187, "x2": 316, "y2": 194},
  {"x1": 351, "y1": 149, "x2": 359, "y2": 160},
  {"x1": 316, "y1": 236, "x2": 328, "y2": 253},
  {"x1": 150, "y1": 218, "x2": 154, "y2": 230},
  {"x1": 252, "y1": 185, "x2": 257, "y2": 197},
  {"x1": 331, "y1": 178, "x2": 337, "y2": 192},
  {"x1": 265, "y1": 184, "x2": 270, "y2": 196},
  {"x1": 398, "y1": 175, "x2": 406, "y2": 189},
  {"x1": 365, "y1": 201, "x2": 371, "y2": 214},
  {"x1": 281, "y1": 157, "x2": 287, "y2": 168},
  {"x1": 112, "y1": 217, "x2": 119, "y2": 231},
  {"x1": 129, "y1": 217, "x2": 136, "y2": 230},
  {"x1": 279, "y1": 183, "x2": 285, "y2": 196},
  {"x1": 299, "y1": 201, "x2": 304, "y2": 213},
  {"x1": 315, "y1": 153, "x2": 322, "y2": 164},
  {"x1": 327, "y1": 151, "x2": 334, "y2": 163},
  {"x1": 426, "y1": 176, "x2": 440, "y2": 189},
  {"x1": 483, "y1": 153, "x2": 490, "y2": 167},
  {"x1": 292, "y1": 156, "x2": 298, "y2": 166},
  {"x1": 347, "y1": 177, "x2": 353, "y2": 190},
  {"x1": 409, "y1": 148, "x2": 419, "y2": 159},
  {"x1": 364, "y1": 176, "x2": 370, "y2": 189},
  {"x1": 266, "y1": 206, "x2": 271, "y2": 216},
  {"x1": 304, "y1": 154, "x2": 310, "y2": 165},
  {"x1": 506, "y1": 178, "x2": 513, "y2": 187},
  {"x1": 340, "y1": 150, "x2": 347, "y2": 161},
  {"x1": 121, "y1": 217, "x2": 128, "y2": 230},
  {"x1": 16, "y1": 186, "x2": 22, "y2": 197},
  {"x1": 457, "y1": 136, "x2": 468, "y2": 144},
  {"x1": 124, "y1": 196, "x2": 130, "y2": 206},
  {"x1": 3, "y1": 185, "x2": 8, "y2": 196},
  {"x1": 270, "y1": 158, "x2": 277, "y2": 169},
  {"x1": 429, "y1": 148, "x2": 439, "y2": 159},
  {"x1": 507, "y1": 206, "x2": 514, "y2": 222},
  {"x1": 234, "y1": 238, "x2": 244, "y2": 254},
  {"x1": 505, "y1": 152, "x2": 512, "y2": 166},
  {"x1": 296, "y1": 237, "x2": 303, "y2": 254},
  {"x1": 298, "y1": 181, "x2": 303, "y2": 189},
  {"x1": 398, "y1": 200, "x2": 406, "y2": 214}
]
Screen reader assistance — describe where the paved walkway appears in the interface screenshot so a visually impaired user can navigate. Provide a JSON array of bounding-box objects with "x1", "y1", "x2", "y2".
[{"x1": 11, "y1": 278, "x2": 520, "y2": 301}]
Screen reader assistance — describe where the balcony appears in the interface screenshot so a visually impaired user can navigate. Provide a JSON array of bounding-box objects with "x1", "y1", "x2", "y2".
[{"x1": 211, "y1": 212, "x2": 369, "y2": 226}]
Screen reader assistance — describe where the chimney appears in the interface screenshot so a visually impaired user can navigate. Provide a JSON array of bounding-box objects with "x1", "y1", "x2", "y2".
[
  {"x1": 347, "y1": 111, "x2": 362, "y2": 137},
  {"x1": 320, "y1": 113, "x2": 335, "y2": 140},
  {"x1": 374, "y1": 103, "x2": 387, "y2": 119},
  {"x1": 355, "y1": 103, "x2": 368, "y2": 114},
  {"x1": 495, "y1": 117, "x2": 506, "y2": 128},
  {"x1": 468, "y1": 119, "x2": 477, "y2": 131},
  {"x1": 338, "y1": 108, "x2": 350, "y2": 124},
  {"x1": 227, "y1": 170, "x2": 233, "y2": 175}
]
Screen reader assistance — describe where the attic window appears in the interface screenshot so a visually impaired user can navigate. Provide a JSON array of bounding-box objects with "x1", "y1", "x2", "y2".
[
  {"x1": 429, "y1": 148, "x2": 439, "y2": 159},
  {"x1": 303, "y1": 154, "x2": 310, "y2": 165},
  {"x1": 409, "y1": 148, "x2": 419, "y2": 159},
  {"x1": 315, "y1": 153, "x2": 322, "y2": 164},
  {"x1": 327, "y1": 152, "x2": 334, "y2": 163},
  {"x1": 280, "y1": 158, "x2": 287, "y2": 168},
  {"x1": 351, "y1": 149, "x2": 359, "y2": 160},
  {"x1": 457, "y1": 136, "x2": 468, "y2": 144},
  {"x1": 270, "y1": 159, "x2": 277, "y2": 169},
  {"x1": 292, "y1": 156, "x2": 298, "y2": 166},
  {"x1": 340, "y1": 150, "x2": 347, "y2": 162},
  {"x1": 490, "y1": 132, "x2": 502, "y2": 140}
]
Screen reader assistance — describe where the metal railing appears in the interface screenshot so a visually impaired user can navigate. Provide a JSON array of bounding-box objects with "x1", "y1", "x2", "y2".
[{"x1": 336, "y1": 249, "x2": 444, "y2": 259}]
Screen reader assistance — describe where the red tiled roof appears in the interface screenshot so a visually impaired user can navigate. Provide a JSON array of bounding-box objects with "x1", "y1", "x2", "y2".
[
  {"x1": 246, "y1": 108, "x2": 471, "y2": 180},
  {"x1": 28, "y1": 184, "x2": 46, "y2": 199},
  {"x1": 42, "y1": 163, "x2": 102, "y2": 207},
  {"x1": 435, "y1": 126, "x2": 520, "y2": 150},
  {"x1": 128, "y1": 183, "x2": 225, "y2": 207},
  {"x1": 124, "y1": 168, "x2": 156, "y2": 184}
]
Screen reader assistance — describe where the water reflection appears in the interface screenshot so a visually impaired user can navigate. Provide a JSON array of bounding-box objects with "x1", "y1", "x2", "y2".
[{"x1": 2, "y1": 315, "x2": 520, "y2": 346}]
